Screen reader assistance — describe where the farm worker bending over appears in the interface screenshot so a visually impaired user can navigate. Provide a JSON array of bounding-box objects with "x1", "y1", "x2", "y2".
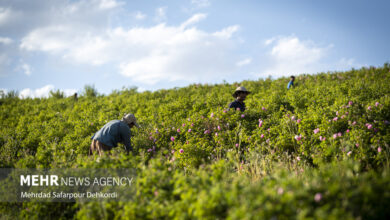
[
  {"x1": 228, "y1": 86, "x2": 251, "y2": 112},
  {"x1": 89, "y1": 113, "x2": 140, "y2": 156},
  {"x1": 287, "y1": 75, "x2": 295, "y2": 89}
]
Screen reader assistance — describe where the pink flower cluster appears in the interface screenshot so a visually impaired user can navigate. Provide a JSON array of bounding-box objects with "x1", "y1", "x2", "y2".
[
  {"x1": 313, "y1": 128, "x2": 320, "y2": 134},
  {"x1": 295, "y1": 135, "x2": 302, "y2": 141},
  {"x1": 319, "y1": 136, "x2": 326, "y2": 141},
  {"x1": 333, "y1": 132, "x2": 342, "y2": 139},
  {"x1": 259, "y1": 119, "x2": 263, "y2": 127},
  {"x1": 365, "y1": 123, "x2": 373, "y2": 129}
]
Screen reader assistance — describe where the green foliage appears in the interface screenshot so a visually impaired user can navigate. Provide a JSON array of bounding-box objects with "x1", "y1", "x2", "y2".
[
  {"x1": 82, "y1": 84, "x2": 98, "y2": 98},
  {"x1": 49, "y1": 89, "x2": 65, "y2": 99},
  {"x1": 1, "y1": 65, "x2": 390, "y2": 218}
]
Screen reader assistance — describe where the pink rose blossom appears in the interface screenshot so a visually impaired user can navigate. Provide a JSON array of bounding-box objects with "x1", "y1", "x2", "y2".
[
  {"x1": 338, "y1": 132, "x2": 342, "y2": 137},
  {"x1": 179, "y1": 149, "x2": 184, "y2": 154},
  {"x1": 348, "y1": 101, "x2": 353, "y2": 106},
  {"x1": 295, "y1": 135, "x2": 302, "y2": 141},
  {"x1": 215, "y1": 132, "x2": 218, "y2": 136},
  {"x1": 375, "y1": 102, "x2": 380, "y2": 107},
  {"x1": 262, "y1": 107, "x2": 267, "y2": 111},
  {"x1": 355, "y1": 143, "x2": 359, "y2": 147},
  {"x1": 241, "y1": 114, "x2": 245, "y2": 118},
  {"x1": 217, "y1": 125, "x2": 221, "y2": 131},
  {"x1": 296, "y1": 156, "x2": 301, "y2": 161},
  {"x1": 259, "y1": 121, "x2": 263, "y2": 127},
  {"x1": 336, "y1": 111, "x2": 339, "y2": 116},
  {"x1": 346, "y1": 129, "x2": 350, "y2": 133},
  {"x1": 297, "y1": 119, "x2": 301, "y2": 124},
  {"x1": 235, "y1": 143, "x2": 239, "y2": 147},
  {"x1": 314, "y1": 193, "x2": 322, "y2": 202},
  {"x1": 236, "y1": 108, "x2": 241, "y2": 111},
  {"x1": 333, "y1": 134, "x2": 338, "y2": 139},
  {"x1": 352, "y1": 121, "x2": 357, "y2": 125},
  {"x1": 147, "y1": 148, "x2": 153, "y2": 152},
  {"x1": 347, "y1": 151, "x2": 352, "y2": 156},
  {"x1": 177, "y1": 129, "x2": 181, "y2": 133},
  {"x1": 188, "y1": 129, "x2": 192, "y2": 132},
  {"x1": 170, "y1": 136, "x2": 175, "y2": 142},
  {"x1": 367, "y1": 106, "x2": 372, "y2": 110},
  {"x1": 210, "y1": 113, "x2": 214, "y2": 117},
  {"x1": 291, "y1": 116, "x2": 296, "y2": 121},
  {"x1": 182, "y1": 123, "x2": 186, "y2": 127},
  {"x1": 367, "y1": 124, "x2": 373, "y2": 129},
  {"x1": 260, "y1": 134, "x2": 264, "y2": 138},
  {"x1": 378, "y1": 147, "x2": 382, "y2": 153},
  {"x1": 313, "y1": 128, "x2": 320, "y2": 134},
  {"x1": 333, "y1": 117, "x2": 338, "y2": 121},
  {"x1": 171, "y1": 149, "x2": 175, "y2": 154}
]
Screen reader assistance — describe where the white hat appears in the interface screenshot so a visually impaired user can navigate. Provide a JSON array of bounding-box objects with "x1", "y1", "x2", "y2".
[
  {"x1": 233, "y1": 86, "x2": 251, "y2": 98},
  {"x1": 122, "y1": 113, "x2": 140, "y2": 128}
]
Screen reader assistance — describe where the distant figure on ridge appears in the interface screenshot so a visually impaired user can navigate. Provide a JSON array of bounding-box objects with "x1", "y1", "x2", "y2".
[
  {"x1": 287, "y1": 75, "x2": 295, "y2": 89},
  {"x1": 228, "y1": 86, "x2": 251, "y2": 112},
  {"x1": 89, "y1": 113, "x2": 140, "y2": 156}
]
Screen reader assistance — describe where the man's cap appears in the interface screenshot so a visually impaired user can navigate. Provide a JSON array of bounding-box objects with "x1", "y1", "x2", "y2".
[
  {"x1": 233, "y1": 86, "x2": 251, "y2": 98},
  {"x1": 122, "y1": 113, "x2": 140, "y2": 128}
]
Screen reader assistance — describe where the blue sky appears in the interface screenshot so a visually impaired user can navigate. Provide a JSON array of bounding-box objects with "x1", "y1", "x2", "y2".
[{"x1": 0, "y1": 0, "x2": 389, "y2": 98}]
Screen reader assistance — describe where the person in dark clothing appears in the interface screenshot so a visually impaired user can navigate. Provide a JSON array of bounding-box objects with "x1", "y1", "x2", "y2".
[
  {"x1": 228, "y1": 86, "x2": 251, "y2": 112},
  {"x1": 89, "y1": 113, "x2": 140, "y2": 156},
  {"x1": 287, "y1": 75, "x2": 295, "y2": 89}
]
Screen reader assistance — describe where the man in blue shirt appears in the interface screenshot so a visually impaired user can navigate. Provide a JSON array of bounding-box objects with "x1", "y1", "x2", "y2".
[
  {"x1": 287, "y1": 75, "x2": 295, "y2": 89},
  {"x1": 228, "y1": 86, "x2": 251, "y2": 112},
  {"x1": 89, "y1": 113, "x2": 140, "y2": 156}
]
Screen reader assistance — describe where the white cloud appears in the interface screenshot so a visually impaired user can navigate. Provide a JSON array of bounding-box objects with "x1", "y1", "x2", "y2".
[
  {"x1": 212, "y1": 25, "x2": 240, "y2": 39},
  {"x1": 20, "y1": 26, "x2": 75, "y2": 53},
  {"x1": 20, "y1": 14, "x2": 241, "y2": 85},
  {"x1": 0, "y1": 37, "x2": 13, "y2": 45},
  {"x1": 191, "y1": 0, "x2": 211, "y2": 8},
  {"x1": 264, "y1": 37, "x2": 275, "y2": 46},
  {"x1": 0, "y1": 53, "x2": 11, "y2": 75},
  {"x1": 19, "y1": 85, "x2": 54, "y2": 98},
  {"x1": 262, "y1": 36, "x2": 331, "y2": 77},
  {"x1": 180, "y1": 13, "x2": 207, "y2": 29},
  {"x1": 18, "y1": 85, "x2": 77, "y2": 98},
  {"x1": 63, "y1": 89, "x2": 78, "y2": 96},
  {"x1": 20, "y1": 63, "x2": 32, "y2": 75},
  {"x1": 134, "y1": 11, "x2": 146, "y2": 20},
  {"x1": 0, "y1": 7, "x2": 12, "y2": 26},
  {"x1": 155, "y1": 7, "x2": 167, "y2": 22},
  {"x1": 98, "y1": 0, "x2": 124, "y2": 10},
  {"x1": 236, "y1": 58, "x2": 252, "y2": 67}
]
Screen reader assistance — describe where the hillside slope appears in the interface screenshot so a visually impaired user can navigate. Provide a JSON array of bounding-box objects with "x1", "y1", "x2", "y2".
[{"x1": 0, "y1": 64, "x2": 389, "y2": 219}]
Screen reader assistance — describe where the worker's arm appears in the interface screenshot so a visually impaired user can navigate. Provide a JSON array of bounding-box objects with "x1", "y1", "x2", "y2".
[{"x1": 120, "y1": 124, "x2": 133, "y2": 154}]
